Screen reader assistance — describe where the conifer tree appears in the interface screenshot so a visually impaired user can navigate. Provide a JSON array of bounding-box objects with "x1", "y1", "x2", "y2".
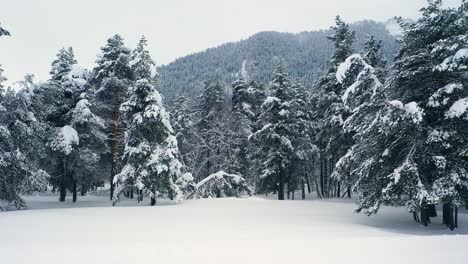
[
  {"x1": 0, "y1": 65, "x2": 6, "y2": 91},
  {"x1": 311, "y1": 16, "x2": 356, "y2": 198},
  {"x1": 113, "y1": 37, "x2": 191, "y2": 205},
  {"x1": 348, "y1": 0, "x2": 467, "y2": 229},
  {"x1": 194, "y1": 76, "x2": 227, "y2": 181},
  {"x1": 0, "y1": 22, "x2": 10, "y2": 36},
  {"x1": 0, "y1": 81, "x2": 49, "y2": 209},
  {"x1": 50, "y1": 48, "x2": 78, "y2": 82},
  {"x1": 171, "y1": 94, "x2": 196, "y2": 170},
  {"x1": 91, "y1": 34, "x2": 132, "y2": 200},
  {"x1": 252, "y1": 63, "x2": 294, "y2": 200}
]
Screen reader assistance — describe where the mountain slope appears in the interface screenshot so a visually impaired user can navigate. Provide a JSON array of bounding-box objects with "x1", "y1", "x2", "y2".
[{"x1": 158, "y1": 20, "x2": 399, "y2": 104}]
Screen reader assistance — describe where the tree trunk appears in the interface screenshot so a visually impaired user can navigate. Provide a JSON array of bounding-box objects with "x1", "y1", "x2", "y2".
[
  {"x1": 150, "y1": 185, "x2": 156, "y2": 206},
  {"x1": 420, "y1": 206, "x2": 429, "y2": 227},
  {"x1": 80, "y1": 185, "x2": 86, "y2": 196},
  {"x1": 109, "y1": 89, "x2": 121, "y2": 201},
  {"x1": 320, "y1": 156, "x2": 324, "y2": 198},
  {"x1": 59, "y1": 158, "x2": 66, "y2": 202},
  {"x1": 428, "y1": 204, "x2": 437, "y2": 217},
  {"x1": 278, "y1": 166, "x2": 285, "y2": 200},
  {"x1": 336, "y1": 181, "x2": 341, "y2": 198},
  {"x1": 413, "y1": 211, "x2": 420, "y2": 223},
  {"x1": 443, "y1": 203, "x2": 457, "y2": 231},
  {"x1": 72, "y1": 179, "x2": 77, "y2": 203},
  {"x1": 301, "y1": 178, "x2": 306, "y2": 200},
  {"x1": 347, "y1": 185, "x2": 351, "y2": 198},
  {"x1": 59, "y1": 184, "x2": 66, "y2": 202},
  {"x1": 130, "y1": 187, "x2": 134, "y2": 199}
]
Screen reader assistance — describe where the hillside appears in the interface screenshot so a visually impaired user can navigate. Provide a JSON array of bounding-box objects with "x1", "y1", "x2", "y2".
[{"x1": 158, "y1": 20, "x2": 399, "y2": 104}]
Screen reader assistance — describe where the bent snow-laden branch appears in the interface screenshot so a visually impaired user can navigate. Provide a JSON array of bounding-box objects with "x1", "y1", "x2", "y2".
[{"x1": 188, "y1": 171, "x2": 252, "y2": 199}]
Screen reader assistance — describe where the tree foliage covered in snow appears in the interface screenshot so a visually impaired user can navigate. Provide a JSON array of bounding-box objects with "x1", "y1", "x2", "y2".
[
  {"x1": 91, "y1": 34, "x2": 132, "y2": 200},
  {"x1": 341, "y1": 0, "x2": 468, "y2": 229},
  {"x1": 189, "y1": 171, "x2": 252, "y2": 199},
  {"x1": 113, "y1": 36, "x2": 191, "y2": 206}
]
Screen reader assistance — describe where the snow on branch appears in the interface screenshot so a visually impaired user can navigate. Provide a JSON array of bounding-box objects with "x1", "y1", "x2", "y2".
[{"x1": 189, "y1": 171, "x2": 252, "y2": 199}]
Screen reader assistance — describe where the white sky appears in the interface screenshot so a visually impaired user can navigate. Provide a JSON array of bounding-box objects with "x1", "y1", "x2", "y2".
[{"x1": 0, "y1": 0, "x2": 462, "y2": 86}]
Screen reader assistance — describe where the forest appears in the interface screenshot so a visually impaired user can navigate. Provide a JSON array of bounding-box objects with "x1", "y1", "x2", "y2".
[{"x1": 0, "y1": 0, "x2": 467, "y2": 233}]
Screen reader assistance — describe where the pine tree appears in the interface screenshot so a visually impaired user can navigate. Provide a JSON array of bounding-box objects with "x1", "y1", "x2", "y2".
[
  {"x1": 363, "y1": 36, "x2": 386, "y2": 79},
  {"x1": 349, "y1": 0, "x2": 468, "y2": 229},
  {"x1": 113, "y1": 36, "x2": 191, "y2": 205},
  {"x1": 50, "y1": 47, "x2": 78, "y2": 82},
  {"x1": 311, "y1": 16, "x2": 356, "y2": 198},
  {"x1": 69, "y1": 91, "x2": 107, "y2": 200},
  {"x1": 252, "y1": 63, "x2": 294, "y2": 200},
  {"x1": 0, "y1": 64, "x2": 6, "y2": 91},
  {"x1": 288, "y1": 79, "x2": 317, "y2": 199},
  {"x1": 231, "y1": 77, "x2": 253, "y2": 178},
  {"x1": 194, "y1": 76, "x2": 227, "y2": 181},
  {"x1": 171, "y1": 94, "x2": 196, "y2": 170},
  {"x1": 0, "y1": 22, "x2": 10, "y2": 36},
  {"x1": 245, "y1": 80, "x2": 266, "y2": 189},
  {"x1": 91, "y1": 34, "x2": 132, "y2": 200},
  {"x1": 0, "y1": 80, "x2": 49, "y2": 209}
]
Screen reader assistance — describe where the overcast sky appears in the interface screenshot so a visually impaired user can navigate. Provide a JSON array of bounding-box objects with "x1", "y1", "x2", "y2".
[{"x1": 0, "y1": 0, "x2": 462, "y2": 85}]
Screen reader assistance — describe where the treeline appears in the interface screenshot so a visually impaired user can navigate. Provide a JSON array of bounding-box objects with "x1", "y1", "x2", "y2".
[
  {"x1": 0, "y1": 1, "x2": 467, "y2": 230},
  {"x1": 158, "y1": 20, "x2": 398, "y2": 104},
  {"x1": 0, "y1": 34, "x2": 192, "y2": 208},
  {"x1": 170, "y1": 1, "x2": 468, "y2": 230}
]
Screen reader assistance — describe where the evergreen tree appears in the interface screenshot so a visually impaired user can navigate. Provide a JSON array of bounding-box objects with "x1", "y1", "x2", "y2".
[
  {"x1": 113, "y1": 37, "x2": 191, "y2": 205},
  {"x1": 349, "y1": 0, "x2": 468, "y2": 229},
  {"x1": 288, "y1": 79, "x2": 317, "y2": 199},
  {"x1": 0, "y1": 81, "x2": 49, "y2": 209},
  {"x1": 231, "y1": 77, "x2": 253, "y2": 178},
  {"x1": 0, "y1": 64, "x2": 6, "y2": 91},
  {"x1": 50, "y1": 47, "x2": 78, "y2": 82},
  {"x1": 252, "y1": 63, "x2": 294, "y2": 200},
  {"x1": 0, "y1": 22, "x2": 10, "y2": 36},
  {"x1": 171, "y1": 94, "x2": 196, "y2": 170},
  {"x1": 311, "y1": 16, "x2": 356, "y2": 198},
  {"x1": 194, "y1": 76, "x2": 227, "y2": 181},
  {"x1": 363, "y1": 36, "x2": 386, "y2": 79},
  {"x1": 91, "y1": 34, "x2": 132, "y2": 200}
]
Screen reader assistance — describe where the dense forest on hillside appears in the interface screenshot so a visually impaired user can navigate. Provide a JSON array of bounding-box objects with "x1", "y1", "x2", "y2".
[{"x1": 159, "y1": 20, "x2": 399, "y2": 103}]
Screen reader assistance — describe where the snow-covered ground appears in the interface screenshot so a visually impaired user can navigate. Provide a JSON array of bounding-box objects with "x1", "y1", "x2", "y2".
[{"x1": 1, "y1": 194, "x2": 467, "y2": 264}]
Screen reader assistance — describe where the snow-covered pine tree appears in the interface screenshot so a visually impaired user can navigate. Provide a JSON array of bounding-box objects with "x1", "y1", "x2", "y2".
[
  {"x1": 231, "y1": 77, "x2": 253, "y2": 178},
  {"x1": 288, "y1": 79, "x2": 317, "y2": 199},
  {"x1": 0, "y1": 22, "x2": 10, "y2": 36},
  {"x1": 113, "y1": 36, "x2": 191, "y2": 206},
  {"x1": 311, "y1": 16, "x2": 356, "y2": 198},
  {"x1": 350, "y1": 0, "x2": 467, "y2": 229},
  {"x1": 171, "y1": 94, "x2": 196, "y2": 171},
  {"x1": 363, "y1": 36, "x2": 386, "y2": 79},
  {"x1": 50, "y1": 48, "x2": 78, "y2": 82},
  {"x1": 30, "y1": 47, "x2": 91, "y2": 202},
  {"x1": 0, "y1": 64, "x2": 6, "y2": 91},
  {"x1": 69, "y1": 90, "x2": 108, "y2": 200},
  {"x1": 194, "y1": 76, "x2": 228, "y2": 181},
  {"x1": 91, "y1": 34, "x2": 132, "y2": 200},
  {"x1": 0, "y1": 81, "x2": 49, "y2": 209},
  {"x1": 245, "y1": 80, "x2": 266, "y2": 189},
  {"x1": 251, "y1": 62, "x2": 294, "y2": 200}
]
